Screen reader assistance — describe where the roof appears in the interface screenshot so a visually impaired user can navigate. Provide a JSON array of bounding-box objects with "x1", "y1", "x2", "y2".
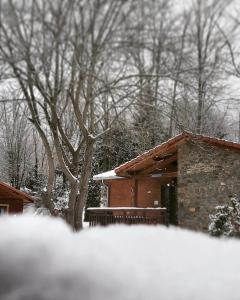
[
  {"x1": 113, "y1": 131, "x2": 240, "y2": 177},
  {"x1": 0, "y1": 182, "x2": 34, "y2": 203},
  {"x1": 93, "y1": 170, "x2": 124, "y2": 181}
]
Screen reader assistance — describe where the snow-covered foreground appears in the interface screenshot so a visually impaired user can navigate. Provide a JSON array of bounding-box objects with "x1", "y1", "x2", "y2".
[{"x1": 1, "y1": 216, "x2": 240, "y2": 300}]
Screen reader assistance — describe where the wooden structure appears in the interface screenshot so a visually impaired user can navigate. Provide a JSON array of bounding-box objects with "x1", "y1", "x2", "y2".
[
  {"x1": 0, "y1": 182, "x2": 34, "y2": 215},
  {"x1": 93, "y1": 132, "x2": 240, "y2": 229},
  {"x1": 88, "y1": 207, "x2": 167, "y2": 227}
]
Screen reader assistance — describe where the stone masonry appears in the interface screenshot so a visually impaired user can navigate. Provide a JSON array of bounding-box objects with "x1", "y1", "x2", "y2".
[{"x1": 177, "y1": 140, "x2": 240, "y2": 231}]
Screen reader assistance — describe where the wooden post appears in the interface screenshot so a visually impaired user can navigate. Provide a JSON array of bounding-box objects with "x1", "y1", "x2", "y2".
[
  {"x1": 238, "y1": 111, "x2": 240, "y2": 143},
  {"x1": 134, "y1": 179, "x2": 138, "y2": 207}
]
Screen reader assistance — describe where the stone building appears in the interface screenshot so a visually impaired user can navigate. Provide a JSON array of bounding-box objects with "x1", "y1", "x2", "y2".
[{"x1": 93, "y1": 132, "x2": 240, "y2": 231}]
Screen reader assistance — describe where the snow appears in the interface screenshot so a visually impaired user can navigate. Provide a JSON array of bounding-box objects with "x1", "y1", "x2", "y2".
[
  {"x1": 33, "y1": 207, "x2": 51, "y2": 216},
  {"x1": 23, "y1": 204, "x2": 36, "y2": 215},
  {"x1": 1, "y1": 216, "x2": 240, "y2": 299},
  {"x1": 93, "y1": 169, "x2": 124, "y2": 180},
  {"x1": 106, "y1": 132, "x2": 240, "y2": 177}
]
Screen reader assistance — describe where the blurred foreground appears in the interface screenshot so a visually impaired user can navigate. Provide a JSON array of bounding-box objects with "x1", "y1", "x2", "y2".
[{"x1": 0, "y1": 216, "x2": 239, "y2": 300}]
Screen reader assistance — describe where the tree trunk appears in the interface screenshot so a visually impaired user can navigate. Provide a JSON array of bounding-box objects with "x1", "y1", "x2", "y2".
[
  {"x1": 74, "y1": 139, "x2": 94, "y2": 230},
  {"x1": 196, "y1": 81, "x2": 204, "y2": 134},
  {"x1": 169, "y1": 79, "x2": 178, "y2": 137},
  {"x1": 65, "y1": 182, "x2": 78, "y2": 228}
]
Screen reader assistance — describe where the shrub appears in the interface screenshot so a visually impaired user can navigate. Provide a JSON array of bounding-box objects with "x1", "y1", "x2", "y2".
[{"x1": 209, "y1": 196, "x2": 240, "y2": 237}]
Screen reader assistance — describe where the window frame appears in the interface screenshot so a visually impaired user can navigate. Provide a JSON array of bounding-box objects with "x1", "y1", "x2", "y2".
[{"x1": 0, "y1": 204, "x2": 9, "y2": 215}]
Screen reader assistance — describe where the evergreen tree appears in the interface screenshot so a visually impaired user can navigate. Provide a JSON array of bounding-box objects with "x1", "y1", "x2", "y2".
[{"x1": 85, "y1": 122, "x2": 138, "y2": 219}]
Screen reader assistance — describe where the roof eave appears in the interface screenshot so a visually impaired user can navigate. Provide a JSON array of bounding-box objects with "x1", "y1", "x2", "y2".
[{"x1": 115, "y1": 132, "x2": 192, "y2": 176}]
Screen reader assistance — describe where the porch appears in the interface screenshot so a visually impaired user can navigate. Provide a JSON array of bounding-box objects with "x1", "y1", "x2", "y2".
[{"x1": 87, "y1": 207, "x2": 168, "y2": 227}]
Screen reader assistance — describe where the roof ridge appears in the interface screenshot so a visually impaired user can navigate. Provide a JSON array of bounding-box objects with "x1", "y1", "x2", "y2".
[
  {"x1": 114, "y1": 132, "x2": 240, "y2": 176},
  {"x1": 115, "y1": 132, "x2": 190, "y2": 175}
]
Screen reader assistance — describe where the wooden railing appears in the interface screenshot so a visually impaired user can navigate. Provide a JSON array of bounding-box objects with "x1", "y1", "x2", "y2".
[{"x1": 87, "y1": 207, "x2": 168, "y2": 227}]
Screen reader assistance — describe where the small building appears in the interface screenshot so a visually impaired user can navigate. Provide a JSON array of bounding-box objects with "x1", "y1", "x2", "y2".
[
  {"x1": 0, "y1": 182, "x2": 34, "y2": 215},
  {"x1": 92, "y1": 132, "x2": 240, "y2": 231}
]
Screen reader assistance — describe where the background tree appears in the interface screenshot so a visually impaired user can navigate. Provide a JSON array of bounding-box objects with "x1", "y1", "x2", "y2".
[
  {"x1": 0, "y1": 89, "x2": 46, "y2": 189},
  {"x1": 127, "y1": 0, "x2": 176, "y2": 150},
  {"x1": 86, "y1": 119, "x2": 138, "y2": 215},
  {"x1": 0, "y1": 0, "x2": 138, "y2": 230},
  {"x1": 0, "y1": 0, "x2": 238, "y2": 230},
  {"x1": 178, "y1": 0, "x2": 231, "y2": 134}
]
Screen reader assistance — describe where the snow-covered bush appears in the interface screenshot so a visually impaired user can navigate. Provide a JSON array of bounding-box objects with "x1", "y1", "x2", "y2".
[
  {"x1": 2, "y1": 216, "x2": 240, "y2": 300},
  {"x1": 209, "y1": 196, "x2": 240, "y2": 237}
]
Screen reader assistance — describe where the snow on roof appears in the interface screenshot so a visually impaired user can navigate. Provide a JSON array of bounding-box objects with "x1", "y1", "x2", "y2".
[
  {"x1": 93, "y1": 169, "x2": 124, "y2": 181},
  {"x1": 93, "y1": 133, "x2": 188, "y2": 181},
  {"x1": 93, "y1": 131, "x2": 240, "y2": 180}
]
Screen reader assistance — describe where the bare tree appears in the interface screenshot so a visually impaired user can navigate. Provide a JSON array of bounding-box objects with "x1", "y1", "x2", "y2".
[
  {"x1": 126, "y1": 0, "x2": 179, "y2": 150},
  {"x1": 0, "y1": 0, "x2": 137, "y2": 230},
  {"x1": 0, "y1": 90, "x2": 41, "y2": 189},
  {"x1": 183, "y1": 0, "x2": 231, "y2": 134},
  {"x1": 0, "y1": 103, "x2": 28, "y2": 188}
]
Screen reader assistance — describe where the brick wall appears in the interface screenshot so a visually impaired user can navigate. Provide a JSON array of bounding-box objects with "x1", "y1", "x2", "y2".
[
  {"x1": 137, "y1": 178, "x2": 161, "y2": 207},
  {"x1": 107, "y1": 178, "x2": 162, "y2": 208},
  {"x1": 0, "y1": 198, "x2": 23, "y2": 214},
  {"x1": 108, "y1": 179, "x2": 134, "y2": 207},
  {"x1": 178, "y1": 140, "x2": 240, "y2": 231}
]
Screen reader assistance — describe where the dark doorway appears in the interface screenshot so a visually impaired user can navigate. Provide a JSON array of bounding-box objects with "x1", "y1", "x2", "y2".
[{"x1": 161, "y1": 179, "x2": 178, "y2": 225}]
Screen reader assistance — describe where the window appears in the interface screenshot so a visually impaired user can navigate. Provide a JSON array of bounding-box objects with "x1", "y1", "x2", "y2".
[{"x1": 0, "y1": 205, "x2": 9, "y2": 216}]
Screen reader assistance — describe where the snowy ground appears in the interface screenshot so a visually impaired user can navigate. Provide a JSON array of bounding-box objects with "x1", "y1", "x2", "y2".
[
  {"x1": 23, "y1": 204, "x2": 90, "y2": 228},
  {"x1": 1, "y1": 216, "x2": 240, "y2": 300}
]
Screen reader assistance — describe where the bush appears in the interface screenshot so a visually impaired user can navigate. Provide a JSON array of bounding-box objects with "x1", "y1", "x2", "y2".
[{"x1": 209, "y1": 196, "x2": 240, "y2": 237}]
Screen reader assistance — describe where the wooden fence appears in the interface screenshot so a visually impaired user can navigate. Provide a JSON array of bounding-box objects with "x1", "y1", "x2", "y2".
[{"x1": 87, "y1": 207, "x2": 168, "y2": 227}]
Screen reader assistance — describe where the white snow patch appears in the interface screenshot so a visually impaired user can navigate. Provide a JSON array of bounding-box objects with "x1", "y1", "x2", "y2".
[
  {"x1": 23, "y1": 204, "x2": 36, "y2": 215},
  {"x1": 93, "y1": 169, "x2": 123, "y2": 180},
  {"x1": 1, "y1": 215, "x2": 240, "y2": 300},
  {"x1": 33, "y1": 207, "x2": 51, "y2": 216},
  {"x1": 87, "y1": 207, "x2": 166, "y2": 210}
]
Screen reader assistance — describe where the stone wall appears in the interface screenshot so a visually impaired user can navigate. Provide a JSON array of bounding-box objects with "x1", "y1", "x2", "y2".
[{"x1": 177, "y1": 140, "x2": 240, "y2": 231}]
